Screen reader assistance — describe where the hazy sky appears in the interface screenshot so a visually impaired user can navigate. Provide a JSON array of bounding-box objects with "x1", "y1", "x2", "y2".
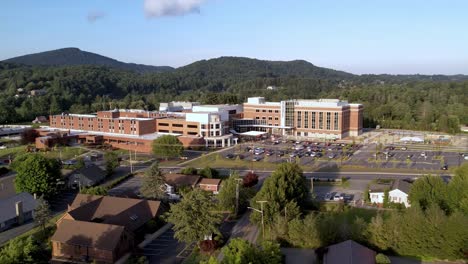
[{"x1": 1, "y1": 0, "x2": 468, "y2": 74}]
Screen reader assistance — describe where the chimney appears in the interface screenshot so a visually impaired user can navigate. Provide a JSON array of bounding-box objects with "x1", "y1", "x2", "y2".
[{"x1": 16, "y1": 201, "x2": 24, "y2": 225}]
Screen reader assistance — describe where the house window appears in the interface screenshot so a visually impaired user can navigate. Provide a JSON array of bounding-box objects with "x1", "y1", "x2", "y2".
[
  {"x1": 319, "y1": 112, "x2": 323, "y2": 129},
  {"x1": 326, "y1": 112, "x2": 331, "y2": 130},
  {"x1": 304, "y1": 112, "x2": 309, "y2": 128},
  {"x1": 334, "y1": 112, "x2": 339, "y2": 130},
  {"x1": 311, "y1": 112, "x2": 316, "y2": 129},
  {"x1": 297, "y1": 111, "x2": 302, "y2": 128}
]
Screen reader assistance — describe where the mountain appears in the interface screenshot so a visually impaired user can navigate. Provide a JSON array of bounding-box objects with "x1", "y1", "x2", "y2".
[
  {"x1": 3, "y1": 48, "x2": 174, "y2": 73},
  {"x1": 174, "y1": 56, "x2": 355, "y2": 80}
]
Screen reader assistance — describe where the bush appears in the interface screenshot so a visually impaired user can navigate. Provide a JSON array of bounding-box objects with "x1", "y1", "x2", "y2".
[
  {"x1": 181, "y1": 167, "x2": 197, "y2": 175},
  {"x1": 243, "y1": 171, "x2": 258, "y2": 187},
  {"x1": 199, "y1": 166, "x2": 219, "y2": 178},
  {"x1": 199, "y1": 240, "x2": 219, "y2": 254},
  {"x1": 375, "y1": 253, "x2": 391, "y2": 264}
]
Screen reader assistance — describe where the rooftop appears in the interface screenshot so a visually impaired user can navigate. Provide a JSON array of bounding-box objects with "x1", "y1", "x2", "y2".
[{"x1": 0, "y1": 192, "x2": 38, "y2": 223}]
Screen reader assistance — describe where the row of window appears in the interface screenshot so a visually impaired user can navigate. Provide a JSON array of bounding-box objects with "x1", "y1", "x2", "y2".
[
  {"x1": 255, "y1": 117, "x2": 279, "y2": 121},
  {"x1": 255, "y1": 109, "x2": 280, "y2": 113},
  {"x1": 296, "y1": 111, "x2": 340, "y2": 130}
]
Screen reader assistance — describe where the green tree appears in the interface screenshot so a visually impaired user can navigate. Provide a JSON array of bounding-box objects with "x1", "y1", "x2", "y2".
[
  {"x1": 104, "y1": 151, "x2": 119, "y2": 176},
  {"x1": 34, "y1": 196, "x2": 51, "y2": 234},
  {"x1": 375, "y1": 253, "x2": 391, "y2": 264},
  {"x1": 152, "y1": 135, "x2": 183, "y2": 160},
  {"x1": 166, "y1": 189, "x2": 222, "y2": 245},
  {"x1": 221, "y1": 238, "x2": 282, "y2": 264},
  {"x1": 180, "y1": 167, "x2": 197, "y2": 175},
  {"x1": 80, "y1": 186, "x2": 108, "y2": 195},
  {"x1": 446, "y1": 163, "x2": 468, "y2": 214},
  {"x1": 250, "y1": 163, "x2": 308, "y2": 228},
  {"x1": 382, "y1": 189, "x2": 390, "y2": 208},
  {"x1": 13, "y1": 154, "x2": 62, "y2": 198},
  {"x1": 140, "y1": 162, "x2": 166, "y2": 200},
  {"x1": 218, "y1": 172, "x2": 250, "y2": 213},
  {"x1": 199, "y1": 166, "x2": 219, "y2": 179},
  {"x1": 75, "y1": 157, "x2": 85, "y2": 169},
  {"x1": 408, "y1": 175, "x2": 449, "y2": 212},
  {"x1": 287, "y1": 213, "x2": 321, "y2": 248}
]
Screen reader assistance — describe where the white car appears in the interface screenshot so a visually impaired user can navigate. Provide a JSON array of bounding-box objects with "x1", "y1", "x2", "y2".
[
  {"x1": 0, "y1": 145, "x2": 7, "y2": 149},
  {"x1": 421, "y1": 152, "x2": 426, "y2": 157},
  {"x1": 333, "y1": 193, "x2": 342, "y2": 201}
]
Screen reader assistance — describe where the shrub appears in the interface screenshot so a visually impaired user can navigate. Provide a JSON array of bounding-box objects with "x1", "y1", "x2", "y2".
[
  {"x1": 243, "y1": 171, "x2": 258, "y2": 187},
  {"x1": 181, "y1": 167, "x2": 197, "y2": 175},
  {"x1": 375, "y1": 253, "x2": 391, "y2": 264}
]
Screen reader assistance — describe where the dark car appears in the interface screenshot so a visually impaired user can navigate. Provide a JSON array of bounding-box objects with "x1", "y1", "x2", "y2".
[
  {"x1": 441, "y1": 165, "x2": 448, "y2": 170},
  {"x1": 237, "y1": 154, "x2": 245, "y2": 160},
  {"x1": 225, "y1": 153, "x2": 235, "y2": 159},
  {"x1": 277, "y1": 151, "x2": 285, "y2": 157},
  {"x1": 253, "y1": 156, "x2": 262, "y2": 162}
]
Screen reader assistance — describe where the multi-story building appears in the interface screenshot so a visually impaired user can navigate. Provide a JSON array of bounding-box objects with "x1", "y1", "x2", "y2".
[
  {"x1": 43, "y1": 104, "x2": 242, "y2": 153},
  {"x1": 235, "y1": 97, "x2": 363, "y2": 139}
]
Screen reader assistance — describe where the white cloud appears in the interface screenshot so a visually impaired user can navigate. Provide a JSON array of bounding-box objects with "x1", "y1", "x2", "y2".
[{"x1": 144, "y1": 0, "x2": 207, "y2": 18}]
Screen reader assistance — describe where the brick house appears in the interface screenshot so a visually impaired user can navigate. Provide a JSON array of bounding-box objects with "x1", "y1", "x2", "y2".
[
  {"x1": 51, "y1": 194, "x2": 161, "y2": 263},
  {"x1": 198, "y1": 178, "x2": 222, "y2": 194}
]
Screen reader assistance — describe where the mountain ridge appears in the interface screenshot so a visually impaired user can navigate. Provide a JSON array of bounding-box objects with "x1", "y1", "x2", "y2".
[{"x1": 3, "y1": 48, "x2": 174, "y2": 73}]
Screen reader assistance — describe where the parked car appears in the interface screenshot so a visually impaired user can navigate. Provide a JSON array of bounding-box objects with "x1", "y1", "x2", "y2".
[
  {"x1": 401, "y1": 147, "x2": 408, "y2": 150},
  {"x1": 0, "y1": 145, "x2": 7, "y2": 150},
  {"x1": 237, "y1": 154, "x2": 245, "y2": 160},
  {"x1": 225, "y1": 153, "x2": 235, "y2": 159},
  {"x1": 441, "y1": 165, "x2": 448, "y2": 170},
  {"x1": 253, "y1": 156, "x2": 262, "y2": 162},
  {"x1": 333, "y1": 193, "x2": 342, "y2": 201},
  {"x1": 328, "y1": 154, "x2": 335, "y2": 159},
  {"x1": 420, "y1": 152, "x2": 427, "y2": 157},
  {"x1": 324, "y1": 193, "x2": 332, "y2": 200},
  {"x1": 277, "y1": 151, "x2": 285, "y2": 157}
]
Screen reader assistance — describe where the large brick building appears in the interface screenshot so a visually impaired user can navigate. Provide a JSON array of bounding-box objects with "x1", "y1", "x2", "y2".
[
  {"x1": 235, "y1": 97, "x2": 363, "y2": 139},
  {"x1": 39, "y1": 97, "x2": 363, "y2": 153}
]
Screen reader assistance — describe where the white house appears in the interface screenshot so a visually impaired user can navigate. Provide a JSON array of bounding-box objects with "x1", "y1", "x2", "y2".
[{"x1": 369, "y1": 179, "x2": 412, "y2": 207}]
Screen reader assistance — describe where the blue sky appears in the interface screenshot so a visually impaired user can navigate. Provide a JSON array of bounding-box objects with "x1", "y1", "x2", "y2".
[{"x1": 1, "y1": 0, "x2": 467, "y2": 74}]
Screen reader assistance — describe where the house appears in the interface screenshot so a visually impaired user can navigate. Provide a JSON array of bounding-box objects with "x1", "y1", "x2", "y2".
[
  {"x1": 51, "y1": 194, "x2": 161, "y2": 263},
  {"x1": 0, "y1": 192, "x2": 38, "y2": 232},
  {"x1": 69, "y1": 165, "x2": 106, "y2": 189},
  {"x1": 321, "y1": 240, "x2": 376, "y2": 264},
  {"x1": 32, "y1": 116, "x2": 48, "y2": 124},
  {"x1": 369, "y1": 179, "x2": 411, "y2": 207},
  {"x1": 164, "y1": 173, "x2": 201, "y2": 199},
  {"x1": 198, "y1": 178, "x2": 222, "y2": 194}
]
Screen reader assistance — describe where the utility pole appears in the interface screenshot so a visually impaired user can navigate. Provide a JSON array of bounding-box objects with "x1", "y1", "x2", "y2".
[
  {"x1": 257, "y1": 200, "x2": 267, "y2": 240},
  {"x1": 234, "y1": 178, "x2": 243, "y2": 216},
  {"x1": 129, "y1": 149, "x2": 133, "y2": 173}
]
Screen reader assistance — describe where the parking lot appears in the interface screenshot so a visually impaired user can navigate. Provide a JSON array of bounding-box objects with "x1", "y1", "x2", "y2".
[
  {"x1": 107, "y1": 175, "x2": 142, "y2": 198},
  {"x1": 219, "y1": 138, "x2": 467, "y2": 171},
  {"x1": 141, "y1": 228, "x2": 193, "y2": 264}
]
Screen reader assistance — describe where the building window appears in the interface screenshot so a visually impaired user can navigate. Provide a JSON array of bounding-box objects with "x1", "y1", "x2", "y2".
[
  {"x1": 159, "y1": 123, "x2": 169, "y2": 126},
  {"x1": 311, "y1": 112, "x2": 316, "y2": 129},
  {"x1": 304, "y1": 112, "x2": 309, "y2": 128},
  {"x1": 274, "y1": 117, "x2": 279, "y2": 120},
  {"x1": 262, "y1": 109, "x2": 266, "y2": 112},
  {"x1": 274, "y1": 110, "x2": 279, "y2": 113},
  {"x1": 268, "y1": 117, "x2": 272, "y2": 120},
  {"x1": 326, "y1": 112, "x2": 331, "y2": 130},
  {"x1": 215, "y1": 124, "x2": 220, "y2": 129},
  {"x1": 201, "y1": 124, "x2": 206, "y2": 129},
  {"x1": 296, "y1": 111, "x2": 302, "y2": 128},
  {"x1": 268, "y1": 110, "x2": 272, "y2": 113},
  {"x1": 255, "y1": 117, "x2": 260, "y2": 119},
  {"x1": 256, "y1": 109, "x2": 260, "y2": 112},
  {"x1": 319, "y1": 112, "x2": 323, "y2": 130},
  {"x1": 187, "y1": 124, "x2": 198, "y2": 129},
  {"x1": 334, "y1": 112, "x2": 339, "y2": 130}
]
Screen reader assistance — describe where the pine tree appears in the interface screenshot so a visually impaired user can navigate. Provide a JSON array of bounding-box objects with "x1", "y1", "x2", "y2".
[{"x1": 140, "y1": 162, "x2": 166, "y2": 200}]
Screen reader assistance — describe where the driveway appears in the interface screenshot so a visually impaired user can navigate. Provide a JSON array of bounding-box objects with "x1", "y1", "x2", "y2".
[{"x1": 141, "y1": 228, "x2": 192, "y2": 264}]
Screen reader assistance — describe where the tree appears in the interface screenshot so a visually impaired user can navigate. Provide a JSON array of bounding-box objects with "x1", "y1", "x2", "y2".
[
  {"x1": 199, "y1": 166, "x2": 219, "y2": 178},
  {"x1": 34, "y1": 196, "x2": 51, "y2": 234},
  {"x1": 152, "y1": 135, "x2": 183, "y2": 160},
  {"x1": 75, "y1": 157, "x2": 85, "y2": 169},
  {"x1": 221, "y1": 238, "x2": 282, "y2": 264},
  {"x1": 218, "y1": 172, "x2": 250, "y2": 213},
  {"x1": 104, "y1": 151, "x2": 119, "y2": 176},
  {"x1": 20, "y1": 128, "x2": 39, "y2": 145},
  {"x1": 250, "y1": 162, "x2": 308, "y2": 227},
  {"x1": 140, "y1": 162, "x2": 166, "y2": 200},
  {"x1": 165, "y1": 189, "x2": 222, "y2": 245},
  {"x1": 408, "y1": 175, "x2": 449, "y2": 212},
  {"x1": 382, "y1": 188, "x2": 390, "y2": 208},
  {"x1": 375, "y1": 253, "x2": 391, "y2": 264},
  {"x1": 243, "y1": 171, "x2": 258, "y2": 187},
  {"x1": 180, "y1": 167, "x2": 197, "y2": 175},
  {"x1": 13, "y1": 154, "x2": 62, "y2": 198},
  {"x1": 80, "y1": 186, "x2": 108, "y2": 195},
  {"x1": 446, "y1": 163, "x2": 468, "y2": 214}
]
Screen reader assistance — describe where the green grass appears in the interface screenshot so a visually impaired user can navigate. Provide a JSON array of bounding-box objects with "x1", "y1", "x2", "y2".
[
  {"x1": 13, "y1": 213, "x2": 63, "y2": 242},
  {"x1": 0, "y1": 145, "x2": 26, "y2": 159},
  {"x1": 42, "y1": 146, "x2": 85, "y2": 160}
]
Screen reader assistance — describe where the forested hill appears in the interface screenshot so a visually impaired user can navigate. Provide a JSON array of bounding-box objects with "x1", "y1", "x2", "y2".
[
  {"x1": 3, "y1": 48, "x2": 174, "y2": 74},
  {"x1": 0, "y1": 54, "x2": 467, "y2": 133}
]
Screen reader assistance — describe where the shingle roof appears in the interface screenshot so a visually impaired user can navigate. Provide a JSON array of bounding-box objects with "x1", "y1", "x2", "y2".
[
  {"x1": 198, "y1": 178, "x2": 221, "y2": 186},
  {"x1": 324, "y1": 240, "x2": 376, "y2": 264},
  {"x1": 0, "y1": 192, "x2": 38, "y2": 223},
  {"x1": 74, "y1": 165, "x2": 106, "y2": 182},
  {"x1": 391, "y1": 179, "x2": 412, "y2": 194},
  {"x1": 51, "y1": 219, "x2": 124, "y2": 251},
  {"x1": 164, "y1": 174, "x2": 200, "y2": 187},
  {"x1": 68, "y1": 194, "x2": 161, "y2": 231}
]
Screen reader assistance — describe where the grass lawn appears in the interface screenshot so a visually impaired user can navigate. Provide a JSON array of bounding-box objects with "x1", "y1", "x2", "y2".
[
  {"x1": 42, "y1": 146, "x2": 86, "y2": 160},
  {"x1": 0, "y1": 145, "x2": 27, "y2": 159}
]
